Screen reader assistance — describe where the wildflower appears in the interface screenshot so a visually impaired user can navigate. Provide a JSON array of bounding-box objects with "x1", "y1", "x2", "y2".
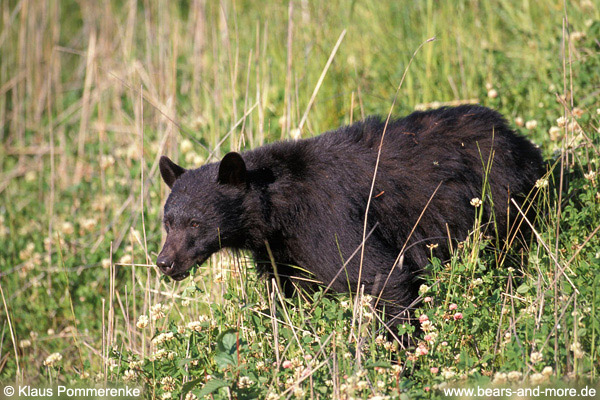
[
  {"x1": 487, "y1": 89, "x2": 498, "y2": 99},
  {"x1": 375, "y1": 335, "x2": 385, "y2": 345},
  {"x1": 152, "y1": 332, "x2": 175, "y2": 346},
  {"x1": 453, "y1": 312, "x2": 463, "y2": 320},
  {"x1": 419, "y1": 284, "x2": 429, "y2": 294},
  {"x1": 101, "y1": 259, "x2": 112, "y2": 269},
  {"x1": 421, "y1": 321, "x2": 433, "y2": 332},
  {"x1": 449, "y1": 303, "x2": 458, "y2": 311},
  {"x1": 148, "y1": 349, "x2": 167, "y2": 361},
  {"x1": 150, "y1": 303, "x2": 167, "y2": 321},
  {"x1": 100, "y1": 155, "x2": 115, "y2": 169},
  {"x1": 571, "y1": 342, "x2": 584, "y2": 358},
  {"x1": 515, "y1": 117, "x2": 524, "y2": 127},
  {"x1": 507, "y1": 371, "x2": 522, "y2": 382},
  {"x1": 535, "y1": 178, "x2": 549, "y2": 189},
  {"x1": 161, "y1": 393, "x2": 172, "y2": 400},
  {"x1": 530, "y1": 373, "x2": 546, "y2": 384},
  {"x1": 470, "y1": 197, "x2": 482, "y2": 207},
  {"x1": 282, "y1": 360, "x2": 293, "y2": 369},
  {"x1": 415, "y1": 344, "x2": 428, "y2": 356},
  {"x1": 80, "y1": 218, "x2": 97, "y2": 232},
  {"x1": 43, "y1": 352, "x2": 63, "y2": 367},
  {"x1": 549, "y1": 126, "x2": 561, "y2": 141},
  {"x1": 180, "y1": 139, "x2": 193, "y2": 154},
  {"x1": 493, "y1": 372, "x2": 507, "y2": 384},
  {"x1": 19, "y1": 339, "x2": 32, "y2": 348},
  {"x1": 185, "y1": 393, "x2": 197, "y2": 400},
  {"x1": 571, "y1": 31, "x2": 586, "y2": 41},
  {"x1": 123, "y1": 369, "x2": 136, "y2": 382},
  {"x1": 430, "y1": 367, "x2": 439, "y2": 374},
  {"x1": 238, "y1": 376, "x2": 253, "y2": 389},
  {"x1": 419, "y1": 314, "x2": 429, "y2": 324},
  {"x1": 424, "y1": 334, "x2": 434, "y2": 342},
  {"x1": 426, "y1": 243, "x2": 439, "y2": 250},
  {"x1": 472, "y1": 278, "x2": 483, "y2": 287},
  {"x1": 530, "y1": 351, "x2": 543, "y2": 364},
  {"x1": 161, "y1": 376, "x2": 177, "y2": 392},
  {"x1": 119, "y1": 254, "x2": 132, "y2": 265},
  {"x1": 290, "y1": 129, "x2": 302, "y2": 140},
  {"x1": 542, "y1": 366, "x2": 553, "y2": 376},
  {"x1": 293, "y1": 387, "x2": 305, "y2": 398},
  {"x1": 187, "y1": 321, "x2": 202, "y2": 332},
  {"x1": 265, "y1": 392, "x2": 279, "y2": 400},
  {"x1": 61, "y1": 222, "x2": 74, "y2": 235},
  {"x1": 424, "y1": 296, "x2": 432, "y2": 303},
  {"x1": 584, "y1": 171, "x2": 596, "y2": 181},
  {"x1": 557, "y1": 116, "x2": 567, "y2": 127},
  {"x1": 136, "y1": 315, "x2": 149, "y2": 329},
  {"x1": 442, "y1": 368, "x2": 456, "y2": 380},
  {"x1": 572, "y1": 107, "x2": 585, "y2": 118},
  {"x1": 525, "y1": 120, "x2": 538, "y2": 130}
]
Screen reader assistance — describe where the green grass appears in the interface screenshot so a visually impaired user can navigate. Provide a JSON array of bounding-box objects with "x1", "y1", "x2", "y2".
[{"x1": 1, "y1": 0, "x2": 599, "y2": 399}]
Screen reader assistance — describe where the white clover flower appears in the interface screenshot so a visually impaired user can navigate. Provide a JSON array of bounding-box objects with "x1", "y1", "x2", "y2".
[
  {"x1": 549, "y1": 126, "x2": 561, "y2": 141},
  {"x1": 542, "y1": 366, "x2": 553, "y2": 376},
  {"x1": 584, "y1": 171, "x2": 597, "y2": 181},
  {"x1": 43, "y1": 352, "x2": 63, "y2": 367},
  {"x1": 153, "y1": 332, "x2": 175, "y2": 346},
  {"x1": 571, "y1": 342, "x2": 584, "y2": 358},
  {"x1": 557, "y1": 116, "x2": 567, "y2": 127},
  {"x1": 187, "y1": 321, "x2": 202, "y2": 332},
  {"x1": 492, "y1": 372, "x2": 507, "y2": 384},
  {"x1": 507, "y1": 371, "x2": 522, "y2": 382},
  {"x1": 530, "y1": 351, "x2": 543, "y2": 364},
  {"x1": 136, "y1": 315, "x2": 149, "y2": 329},
  {"x1": 61, "y1": 222, "x2": 74, "y2": 235},
  {"x1": 525, "y1": 120, "x2": 538, "y2": 130},
  {"x1": 441, "y1": 368, "x2": 456, "y2": 380},
  {"x1": 530, "y1": 373, "x2": 546, "y2": 384},
  {"x1": 487, "y1": 89, "x2": 498, "y2": 99},
  {"x1": 180, "y1": 139, "x2": 194, "y2": 154},
  {"x1": 470, "y1": 197, "x2": 482, "y2": 207},
  {"x1": 184, "y1": 392, "x2": 197, "y2": 400},
  {"x1": 161, "y1": 376, "x2": 176, "y2": 392},
  {"x1": 123, "y1": 369, "x2": 137, "y2": 382},
  {"x1": 535, "y1": 178, "x2": 549, "y2": 189},
  {"x1": 515, "y1": 117, "x2": 524, "y2": 127},
  {"x1": 238, "y1": 376, "x2": 253, "y2": 388},
  {"x1": 150, "y1": 303, "x2": 167, "y2": 321}
]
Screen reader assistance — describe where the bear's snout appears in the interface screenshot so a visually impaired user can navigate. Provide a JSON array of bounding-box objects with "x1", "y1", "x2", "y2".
[{"x1": 156, "y1": 254, "x2": 175, "y2": 274}]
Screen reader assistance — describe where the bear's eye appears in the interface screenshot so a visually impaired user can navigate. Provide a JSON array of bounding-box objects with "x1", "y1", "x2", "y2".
[{"x1": 189, "y1": 220, "x2": 200, "y2": 228}]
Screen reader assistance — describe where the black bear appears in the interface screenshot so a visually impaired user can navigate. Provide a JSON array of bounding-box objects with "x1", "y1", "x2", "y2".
[{"x1": 157, "y1": 105, "x2": 544, "y2": 324}]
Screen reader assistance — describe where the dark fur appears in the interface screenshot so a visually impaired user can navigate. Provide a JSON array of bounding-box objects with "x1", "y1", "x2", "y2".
[{"x1": 157, "y1": 105, "x2": 544, "y2": 322}]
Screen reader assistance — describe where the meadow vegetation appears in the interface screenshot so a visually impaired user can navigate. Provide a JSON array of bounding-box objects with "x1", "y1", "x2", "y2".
[{"x1": 1, "y1": 0, "x2": 599, "y2": 398}]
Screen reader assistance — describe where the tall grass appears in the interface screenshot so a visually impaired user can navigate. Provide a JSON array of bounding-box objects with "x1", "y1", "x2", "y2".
[{"x1": 0, "y1": 0, "x2": 599, "y2": 398}]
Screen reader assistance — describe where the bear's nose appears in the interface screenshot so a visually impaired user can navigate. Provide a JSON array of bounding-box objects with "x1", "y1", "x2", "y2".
[{"x1": 156, "y1": 256, "x2": 174, "y2": 274}]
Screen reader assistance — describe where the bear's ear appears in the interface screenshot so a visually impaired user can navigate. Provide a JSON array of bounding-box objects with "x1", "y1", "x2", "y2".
[
  {"x1": 218, "y1": 152, "x2": 247, "y2": 186},
  {"x1": 160, "y1": 156, "x2": 186, "y2": 189}
]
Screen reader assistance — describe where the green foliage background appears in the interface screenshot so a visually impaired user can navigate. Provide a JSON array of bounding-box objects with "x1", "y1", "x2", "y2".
[{"x1": 0, "y1": 0, "x2": 599, "y2": 398}]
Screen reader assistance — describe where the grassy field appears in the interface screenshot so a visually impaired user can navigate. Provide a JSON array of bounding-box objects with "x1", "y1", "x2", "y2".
[{"x1": 1, "y1": 0, "x2": 599, "y2": 398}]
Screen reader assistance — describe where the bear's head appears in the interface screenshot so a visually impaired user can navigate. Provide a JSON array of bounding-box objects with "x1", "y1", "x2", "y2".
[{"x1": 156, "y1": 152, "x2": 248, "y2": 280}]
